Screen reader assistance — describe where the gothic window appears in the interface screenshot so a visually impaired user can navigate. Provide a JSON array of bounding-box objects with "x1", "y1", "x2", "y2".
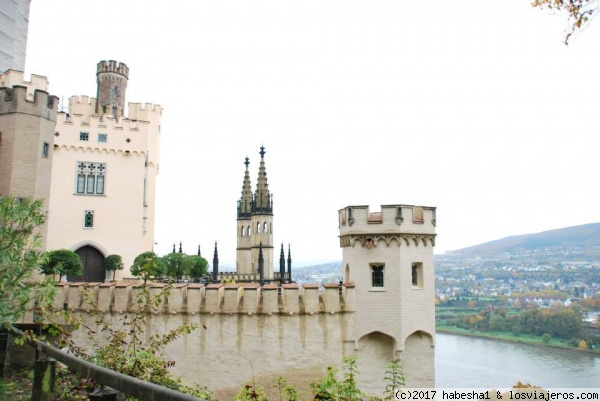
[
  {"x1": 79, "y1": 132, "x2": 89, "y2": 141},
  {"x1": 98, "y1": 133, "x2": 107, "y2": 143},
  {"x1": 247, "y1": 226, "x2": 251, "y2": 236},
  {"x1": 371, "y1": 264, "x2": 384, "y2": 288},
  {"x1": 263, "y1": 222, "x2": 267, "y2": 233},
  {"x1": 84, "y1": 210, "x2": 94, "y2": 228},
  {"x1": 412, "y1": 262, "x2": 423, "y2": 288},
  {"x1": 256, "y1": 222, "x2": 261, "y2": 233},
  {"x1": 75, "y1": 162, "x2": 106, "y2": 195}
]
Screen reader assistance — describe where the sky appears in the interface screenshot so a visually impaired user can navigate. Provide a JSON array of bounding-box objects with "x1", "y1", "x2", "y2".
[{"x1": 23, "y1": 0, "x2": 600, "y2": 268}]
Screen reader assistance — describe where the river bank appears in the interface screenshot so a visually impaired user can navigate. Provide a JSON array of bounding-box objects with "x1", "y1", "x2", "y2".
[{"x1": 436, "y1": 325, "x2": 600, "y2": 356}]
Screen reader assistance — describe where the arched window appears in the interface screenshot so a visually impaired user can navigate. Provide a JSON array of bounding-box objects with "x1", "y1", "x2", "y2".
[
  {"x1": 263, "y1": 222, "x2": 268, "y2": 233},
  {"x1": 371, "y1": 264, "x2": 384, "y2": 287},
  {"x1": 256, "y1": 222, "x2": 261, "y2": 233},
  {"x1": 240, "y1": 226, "x2": 244, "y2": 237},
  {"x1": 247, "y1": 226, "x2": 251, "y2": 236}
]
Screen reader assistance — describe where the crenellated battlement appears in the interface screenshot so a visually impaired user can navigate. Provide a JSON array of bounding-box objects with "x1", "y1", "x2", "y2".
[
  {"x1": 68, "y1": 95, "x2": 96, "y2": 118},
  {"x1": 96, "y1": 60, "x2": 129, "y2": 79},
  {"x1": 0, "y1": 70, "x2": 49, "y2": 96},
  {"x1": 339, "y1": 204, "x2": 436, "y2": 248},
  {"x1": 127, "y1": 102, "x2": 163, "y2": 120},
  {"x1": 0, "y1": 81, "x2": 58, "y2": 117},
  {"x1": 63, "y1": 97, "x2": 162, "y2": 123},
  {"x1": 41, "y1": 281, "x2": 356, "y2": 317}
]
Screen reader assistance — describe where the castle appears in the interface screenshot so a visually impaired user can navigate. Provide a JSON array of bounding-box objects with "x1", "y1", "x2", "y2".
[
  {"x1": 3, "y1": 61, "x2": 436, "y2": 396},
  {"x1": 47, "y1": 202, "x2": 436, "y2": 396},
  {"x1": 45, "y1": 61, "x2": 162, "y2": 282},
  {"x1": 0, "y1": 61, "x2": 162, "y2": 281}
]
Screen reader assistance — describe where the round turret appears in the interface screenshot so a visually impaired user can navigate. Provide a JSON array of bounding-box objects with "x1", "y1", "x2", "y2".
[{"x1": 96, "y1": 60, "x2": 129, "y2": 118}]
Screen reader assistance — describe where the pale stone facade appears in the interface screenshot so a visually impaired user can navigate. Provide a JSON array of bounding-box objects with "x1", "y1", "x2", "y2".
[
  {"x1": 46, "y1": 61, "x2": 162, "y2": 281},
  {"x1": 339, "y1": 204, "x2": 437, "y2": 391}
]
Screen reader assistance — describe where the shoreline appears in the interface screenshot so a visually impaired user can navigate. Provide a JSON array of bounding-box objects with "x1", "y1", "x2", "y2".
[{"x1": 436, "y1": 327, "x2": 600, "y2": 356}]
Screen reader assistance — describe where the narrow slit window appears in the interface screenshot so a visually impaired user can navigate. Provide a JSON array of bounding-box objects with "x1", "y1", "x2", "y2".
[{"x1": 412, "y1": 262, "x2": 423, "y2": 288}]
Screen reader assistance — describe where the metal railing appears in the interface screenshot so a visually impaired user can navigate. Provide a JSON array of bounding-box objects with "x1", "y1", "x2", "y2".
[{"x1": 9, "y1": 326, "x2": 206, "y2": 401}]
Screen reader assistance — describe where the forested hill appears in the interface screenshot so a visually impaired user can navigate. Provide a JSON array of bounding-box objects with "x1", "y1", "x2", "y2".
[{"x1": 449, "y1": 222, "x2": 600, "y2": 258}]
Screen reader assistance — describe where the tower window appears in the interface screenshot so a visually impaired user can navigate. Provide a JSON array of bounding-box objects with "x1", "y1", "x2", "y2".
[
  {"x1": 412, "y1": 262, "x2": 423, "y2": 288},
  {"x1": 257, "y1": 222, "x2": 261, "y2": 233},
  {"x1": 79, "y1": 132, "x2": 89, "y2": 141},
  {"x1": 371, "y1": 264, "x2": 384, "y2": 287},
  {"x1": 247, "y1": 226, "x2": 251, "y2": 236},
  {"x1": 75, "y1": 161, "x2": 107, "y2": 195},
  {"x1": 42, "y1": 142, "x2": 49, "y2": 158},
  {"x1": 98, "y1": 133, "x2": 107, "y2": 143},
  {"x1": 263, "y1": 222, "x2": 268, "y2": 233},
  {"x1": 84, "y1": 210, "x2": 94, "y2": 228}
]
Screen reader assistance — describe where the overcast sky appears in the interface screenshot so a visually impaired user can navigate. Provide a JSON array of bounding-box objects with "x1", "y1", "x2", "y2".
[{"x1": 24, "y1": 0, "x2": 600, "y2": 268}]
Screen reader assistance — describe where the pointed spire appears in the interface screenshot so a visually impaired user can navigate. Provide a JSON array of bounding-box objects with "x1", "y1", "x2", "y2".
[
  {"x1": 238, "y1": 156, "x2": 253, "y2": 218},
  {"x1": 212, "y1": 241, "x2": 219, "y2": 282},
  {"x1": 287, "y1": 244, "x2": 292, "y2": 284},
  {"x1": 179, "y1": 242, "x2": 183, "y2": 254},
  {"x1": 279, "y1": 243, "x2": 285, "y2": 285},
  {"x1": 258, "y1": 242, "x2": 264, "y2": 285},
  {"x1": 197, "y1": 244, "x2": 201, "y2": 257},
  {"x1": 172, "y1": 243, "x2": 176, "y2": 253},
  {"x1": 254, "y1": 146, "x2": 272, "y2": 214}
]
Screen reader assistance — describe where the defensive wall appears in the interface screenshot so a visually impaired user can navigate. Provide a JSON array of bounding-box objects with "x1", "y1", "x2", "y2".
[{"x1": 22, "y1": 281, "x2": 370, "y2": 396}]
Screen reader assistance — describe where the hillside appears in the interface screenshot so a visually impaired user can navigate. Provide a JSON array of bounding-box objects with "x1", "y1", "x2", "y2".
[{"x1": 449, "y1": 222, "x2": 600, "y2": 258}]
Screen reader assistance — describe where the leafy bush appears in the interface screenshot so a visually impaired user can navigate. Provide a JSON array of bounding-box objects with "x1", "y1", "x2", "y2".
[
  {"x1": 39, "y1": 249, "x2": 83, "y2": 282},
  {"x1": 0, "y1": 196, "x2": 56, "y2": 328},
  {"x1": 311, "y1": 357, "x2": 365, "y2": 401},
  {"x1": 104, "y1": 254, "x2": 124, "y2": 281}
]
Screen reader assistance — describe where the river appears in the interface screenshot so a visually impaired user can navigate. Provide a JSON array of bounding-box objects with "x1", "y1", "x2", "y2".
[{"x1": 435, "y1": 333, "x2": 600, "y2": 388}]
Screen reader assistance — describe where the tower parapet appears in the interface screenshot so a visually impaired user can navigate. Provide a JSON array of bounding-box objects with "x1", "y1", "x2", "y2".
[
  {"x1": 339, "y1": 204, "x2": 436, "y2": 247},
  {"x1": 0, "y1": 70, "x2": 50, "y2": 101},
  {"x1": 96, "y1": 60, "x2": 129, "y2": 78}
]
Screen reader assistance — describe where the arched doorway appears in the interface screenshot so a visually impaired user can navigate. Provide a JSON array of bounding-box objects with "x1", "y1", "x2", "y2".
[{"x1": 71, "y1": 245, "x2": 106, "y2": 282}]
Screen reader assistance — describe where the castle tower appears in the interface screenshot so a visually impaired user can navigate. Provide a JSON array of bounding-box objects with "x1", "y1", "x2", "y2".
[
  {"x1": 0, "y1": 70, "x2": 59, "y2": 249},
  {"x1": 236, "y1": 146, "x2": 274, "y2": 278},
  {"x1": 236, "y1": 156, "x2": 253, "y2": 274},
  {"x1": 250, "y1": 146, "x2": 274, "y2": 279},
  {"x1": 46, "y1": 61, "x2": 162, "y2": 282},
  {"x1": 339, "y1": 204, "x2": 436, "y2": 392},
  {"x1": 95, "y1": 60, "x2": 129, "y2": 118}
]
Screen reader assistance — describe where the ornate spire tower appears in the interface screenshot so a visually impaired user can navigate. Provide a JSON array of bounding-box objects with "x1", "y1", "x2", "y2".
[
  {"x1": 236, "y1": 156, "x2": 253, "y2": 274},
  {"x1": 236, "y1": 147, "x2": 274, "y2": 278},
  {"x1": 95, "y1": 60, "x2": 129, "y2": 118},
  {"x1": 250, "y1": 146, "x2": 274, "y2": 279}
]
